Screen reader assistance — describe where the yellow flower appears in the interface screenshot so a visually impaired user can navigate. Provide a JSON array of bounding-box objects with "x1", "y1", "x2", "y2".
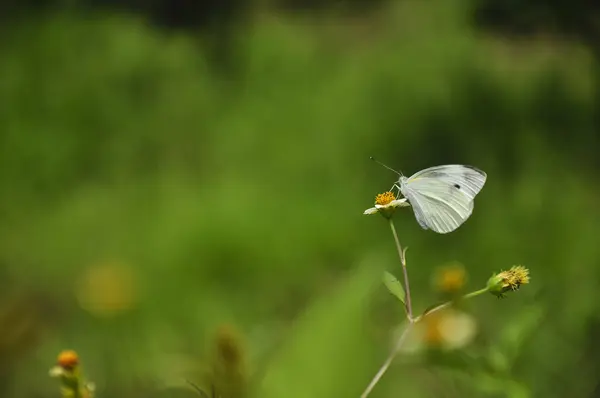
[
  {"x1": 58, "y1": 350, "x2": 79, "y2": 369},
  {"x1": 49, "y1": 350, "x2": 95, "y2": 398},
  {"x1": 75, "y1": 260, "x2": 139, "y2": 318},
  {"x1": 487, "y1": 265, "x2": 530, "y2": 298},
  {"x1": 363, "y1": 191, "x2": 409, "y2": 219},
  {"x1": 433, "y1": 262, "x2": 467, "y2": 295}
]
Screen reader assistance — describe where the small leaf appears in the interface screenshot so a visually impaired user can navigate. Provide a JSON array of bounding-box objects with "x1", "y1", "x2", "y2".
[
  {"x1": 258, "y1": 265, "x2": 381, "y2": 398},
  {"x1": 383, "y1": 271, "x2": 405, "y2": 304}
]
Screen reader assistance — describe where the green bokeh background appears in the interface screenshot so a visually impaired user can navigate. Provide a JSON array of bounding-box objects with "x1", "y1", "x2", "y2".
[{"x1": 1, "y1": 1, "x2": 599, "y2": 397}]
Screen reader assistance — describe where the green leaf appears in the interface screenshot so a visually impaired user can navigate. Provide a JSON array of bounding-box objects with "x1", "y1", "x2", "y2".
[
  {"x1": 257, "y1": 264, "x2": 382, "y2": 398},
  {"x1": 383, "y1": 271, "x2": 405, "y2": 304}
]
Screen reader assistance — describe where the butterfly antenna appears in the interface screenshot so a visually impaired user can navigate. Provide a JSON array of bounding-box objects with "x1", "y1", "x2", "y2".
[{"x1": 370, "y1": 156, "x2": 401, "y2": 176}]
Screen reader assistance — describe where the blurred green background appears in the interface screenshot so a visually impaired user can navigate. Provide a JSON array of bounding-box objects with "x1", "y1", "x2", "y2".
[{"x1": 1, "y1": 0, "x2": 599, "y2": 397}]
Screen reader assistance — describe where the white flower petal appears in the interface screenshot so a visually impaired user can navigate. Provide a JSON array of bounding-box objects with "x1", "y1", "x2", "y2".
[
  {"x1": 391, "y1": 199, "x2": 409, "y2": 207},
  {"x1": 439, "y1": 311, "x2": 477, "y2": 350},
  {"x1": 363, "y1": 207, "x2": 379, "y2": 215},
  {"x1": 49, "y1": 366, "x2": 64, "y2": 377}
]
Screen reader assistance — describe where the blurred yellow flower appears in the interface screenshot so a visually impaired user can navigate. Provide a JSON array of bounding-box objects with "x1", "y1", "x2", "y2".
[
  {"x1": 363, "y1": 191, "x2": 409, "y2": 218},
  {"x1": 57, "y1": 350, "x2": 79, "y2": 369},
  {"x1": 75, "y1": 260, "x2": 140, "y2": 317},
  {"x1": 433, "y1": 262, "x2": 467, "y2": 295},
  {"x1": 49, "y1": 350, "x2": 95, "y2": 398}
]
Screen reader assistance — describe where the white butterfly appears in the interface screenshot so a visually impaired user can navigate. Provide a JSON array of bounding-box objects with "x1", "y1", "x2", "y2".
[
  {"x1": 397, "y1": 165, "x2": 487, "y2": 233},
  {"x1": 372, "y1": 159, "x2": 487, "y2": 233}
]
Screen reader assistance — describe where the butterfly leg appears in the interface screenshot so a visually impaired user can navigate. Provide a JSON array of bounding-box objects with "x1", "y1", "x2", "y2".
[{"x1": 391, "y1": 183, "x2": 402, "y2": 198}]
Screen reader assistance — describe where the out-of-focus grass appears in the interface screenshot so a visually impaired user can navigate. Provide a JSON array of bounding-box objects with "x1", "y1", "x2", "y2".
[{"x1": 0, "y1": 1, "x2": 598, "y2": 397}]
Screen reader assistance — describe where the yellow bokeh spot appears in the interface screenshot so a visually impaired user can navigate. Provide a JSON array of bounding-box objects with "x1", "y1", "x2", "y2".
[
  {"x1": 75, "y1": 260, "x2": 139, "y2": 318},
  {"x1": 433, "y1": 262, "x2": 467, "y2": 294},
  {"x1": 421, "y1": 312, "x2": 445, "y2": 347}
]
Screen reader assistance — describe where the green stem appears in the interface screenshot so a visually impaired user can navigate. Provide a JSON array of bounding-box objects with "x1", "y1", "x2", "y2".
[
  {"x1": 415, "y1": 287, "x2": 489, "y2": 322},
  {"x1": 388, "y1": 219, "x2": 412, "y2": 320},
  {"x1": 463, "y1": 287, "x2": 490, "y2": 300},
  {"x1": 361, "y1": 286, "x2": 489, "y2": 397},
  {"x1": 360, "y1": 323, "x2": 412, "y2": 398}
]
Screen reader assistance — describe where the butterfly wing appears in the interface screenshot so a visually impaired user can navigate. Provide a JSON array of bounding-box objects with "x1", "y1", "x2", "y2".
[
  {"x1": 401, "y1": 181, "x2": 474, "y2": 233},
  {"x1": 407, "y1": 165, "x2": 486, "y2": 199},
  {"x1": 400, "y1": 165, "x2": 486, "y2": 234}
]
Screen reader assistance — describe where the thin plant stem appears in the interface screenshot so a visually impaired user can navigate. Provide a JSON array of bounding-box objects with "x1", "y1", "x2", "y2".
[
  {"x1": 360, "y1": 286, "x2": 489, "y2": 398},
  {"x1": 388, "y1": 219, "x2": 413, "y2": 320},
  {"x1": 415, "y1": 287, "x2": 489, "y2": 321},
  {"x1": 463, "y1": 287, "x2": 489, "y2": 300},
  {"x1": 360, "y1": 323, "x2": 412, "y2": 398}
]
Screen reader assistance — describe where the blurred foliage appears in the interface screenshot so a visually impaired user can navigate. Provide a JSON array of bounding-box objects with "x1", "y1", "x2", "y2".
[
  {"x1": 473, "y1": 0, "x2": 600, "y2": 45},
  {"x1": 3, "y1": 0, "x2": 600, "y2": 44},
  {"x1": 0, "y1": 0, "x2": 599, "y2": 397}
]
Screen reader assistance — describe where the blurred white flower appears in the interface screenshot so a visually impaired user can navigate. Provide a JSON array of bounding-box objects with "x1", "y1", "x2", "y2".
[
  {"x1": 49, "y1": 366, "x2": 64, "y2": 377},
  {"x1": 398, "y1": 308, "x2": 478, "y2": 353}
]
